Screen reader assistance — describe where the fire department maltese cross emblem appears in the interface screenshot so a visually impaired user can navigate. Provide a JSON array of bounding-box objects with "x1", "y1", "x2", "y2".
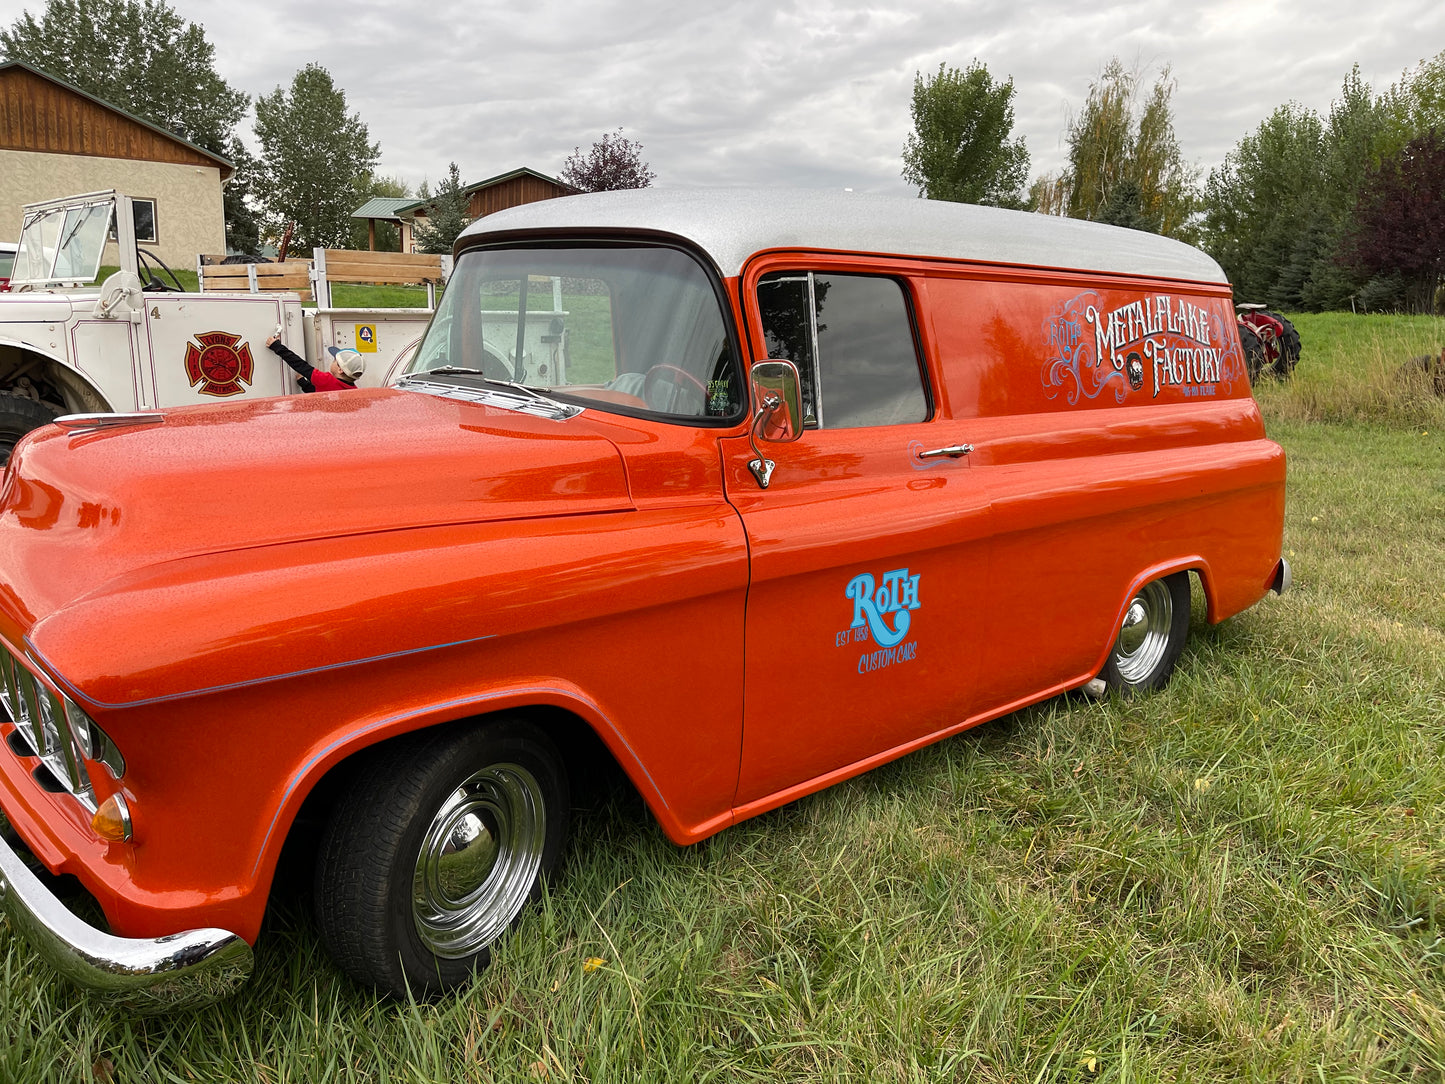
[{"x1": 184, "y1": 331, "x2": 254, "y2": 397}]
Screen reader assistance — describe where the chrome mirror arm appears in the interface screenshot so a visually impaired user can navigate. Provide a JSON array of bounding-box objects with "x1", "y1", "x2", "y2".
[{"x1": 746, "y1": 393, "x2": 780, "y2": 488}]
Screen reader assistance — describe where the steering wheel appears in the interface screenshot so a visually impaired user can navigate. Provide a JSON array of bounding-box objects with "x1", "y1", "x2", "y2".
[{"x1": 642, "y1": 364, "x2": 706, "y2": 414}]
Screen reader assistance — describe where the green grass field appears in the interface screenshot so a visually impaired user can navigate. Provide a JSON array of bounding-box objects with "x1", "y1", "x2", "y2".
[{"x1": 1, "y1": 314, "x2": 1442, "y2": 1082}]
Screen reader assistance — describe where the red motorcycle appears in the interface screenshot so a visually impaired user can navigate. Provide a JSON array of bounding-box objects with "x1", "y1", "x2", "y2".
[{"x1": 1236, "y1": 304, "x2": 1301, "y2": 382}]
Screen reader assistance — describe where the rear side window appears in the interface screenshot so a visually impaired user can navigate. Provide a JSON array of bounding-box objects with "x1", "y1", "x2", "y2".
[{"x1": 757, "y1": 272, "x2": 929, "y2": 428}]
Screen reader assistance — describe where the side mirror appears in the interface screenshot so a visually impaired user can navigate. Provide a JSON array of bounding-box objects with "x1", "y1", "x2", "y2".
[
  {"x1": 746, "y1": 359, "x2": 803, "y2": 488},
  {"x1": 750, "y1": 360, "x2": 803, "y2": 443}
]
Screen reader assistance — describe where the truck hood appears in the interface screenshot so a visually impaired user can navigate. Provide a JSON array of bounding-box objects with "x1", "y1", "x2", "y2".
[{"x1": 0, "y1": 387, "x2": 633, "y2": 620}]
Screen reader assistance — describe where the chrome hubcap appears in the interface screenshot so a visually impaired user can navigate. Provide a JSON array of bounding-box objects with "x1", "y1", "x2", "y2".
[
  {"x1": 411, "y1": 763, "x2": 546, "y2": 959},
  {"x1": 1113, "y1": 580, "x2": 1173, "y2": 683}
]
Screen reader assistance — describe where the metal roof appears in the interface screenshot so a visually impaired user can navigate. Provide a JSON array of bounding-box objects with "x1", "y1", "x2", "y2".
[
  {"x1": 390, "y1": 167, "x2": 578, "y2": 216},
  {"x1": 457, "y1": 187, "x2": 1227, "y2": 284},
  {"x1": 351, "y1": 197, "x2": 417, "y2": 220}
]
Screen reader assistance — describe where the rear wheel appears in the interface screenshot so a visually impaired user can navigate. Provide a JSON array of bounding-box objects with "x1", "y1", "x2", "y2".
[
  {"x1": 1265, "y1": 312, "x2": 1301, "y2": 378},
  {"x1": 1101, "y1": 572, "x2": 1191, "y2": 695},
  {"x1": 314, "y1": 720, "x2": 568, "y2": 997},
  {"x1": 0, "y1": 394, "x2": 59, "y2": 467},
  {"x1": 1237, "y1": 324, "x2": 1266, "y2": 384}
]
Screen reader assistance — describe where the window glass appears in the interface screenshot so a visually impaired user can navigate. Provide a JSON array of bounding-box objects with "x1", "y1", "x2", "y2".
[
  {"x1": 406, "y1": 245, "x2": 741, "y2": 421},
  {"x1": 757, "y1": 275, "x2": 818, "y2": 425},
  {"x1": 757, "y1": 272, "x2": 928, "y2": 428},
  {"x1": 132, "y1": 199, "x2": 158, "y2": 244}
]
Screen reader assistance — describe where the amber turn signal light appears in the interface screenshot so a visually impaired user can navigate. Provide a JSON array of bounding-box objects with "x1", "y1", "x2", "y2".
[{"x1": 92, "y1": 793, "x2": 132, "y2": 842}]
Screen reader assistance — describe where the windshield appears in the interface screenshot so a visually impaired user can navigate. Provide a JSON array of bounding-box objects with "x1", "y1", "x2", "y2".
[
  {"x1": 405, "y1": 244, "x2": 742, "y2": 421},
  {"x1": 12, "y1": 199, "x2": 113, "y2": 286}
]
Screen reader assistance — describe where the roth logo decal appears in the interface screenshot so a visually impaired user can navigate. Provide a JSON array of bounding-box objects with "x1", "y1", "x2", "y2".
[{"x1": 845, "y1": 568, "x2": 920, "y2": 648}]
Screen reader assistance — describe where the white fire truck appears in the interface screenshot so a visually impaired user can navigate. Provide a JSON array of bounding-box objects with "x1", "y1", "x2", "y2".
[{"x1": 0, "y1": 190, "x2": 446, "y2": 459}]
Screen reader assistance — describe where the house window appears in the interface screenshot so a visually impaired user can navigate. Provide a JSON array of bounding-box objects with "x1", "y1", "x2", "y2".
[{"x1": 132, "y1": 199, "x2": 158, "y2": 244}]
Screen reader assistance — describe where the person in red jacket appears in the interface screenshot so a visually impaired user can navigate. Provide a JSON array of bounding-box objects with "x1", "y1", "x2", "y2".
[{"x1": 265, "y1": 334, "x2": 365, "y2": 392}]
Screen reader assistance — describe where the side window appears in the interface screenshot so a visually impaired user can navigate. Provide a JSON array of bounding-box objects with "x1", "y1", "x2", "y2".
[
  {"x1": 132, "y1": 198, "x2": 158, "y2": 244},
  {"x1": 757, "y1": 272, "x2": 928, "y2": 428}
]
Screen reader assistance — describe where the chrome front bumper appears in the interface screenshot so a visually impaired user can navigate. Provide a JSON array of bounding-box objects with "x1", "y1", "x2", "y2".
[{"x1": 0, "y1": 825, "x2": 253, "y2": 1013}]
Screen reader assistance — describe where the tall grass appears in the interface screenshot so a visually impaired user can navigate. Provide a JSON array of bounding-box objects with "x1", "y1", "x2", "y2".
[
  {"x1": 1254, "y1": 313, "x2": 1445, "y2": 428},
  {"x1": 0, "y1": 314, "x2": 1441, "y2": 1081}
]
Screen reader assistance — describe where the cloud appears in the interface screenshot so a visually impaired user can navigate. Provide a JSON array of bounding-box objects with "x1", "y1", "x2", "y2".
[{"x1": 2, "y1": 0, "x2": 1440, "y2": 194}]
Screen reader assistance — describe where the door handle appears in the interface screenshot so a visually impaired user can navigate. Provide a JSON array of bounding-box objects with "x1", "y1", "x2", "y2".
[{"x1": 916, "y1": 444, "x2": 973, "y2": 459}]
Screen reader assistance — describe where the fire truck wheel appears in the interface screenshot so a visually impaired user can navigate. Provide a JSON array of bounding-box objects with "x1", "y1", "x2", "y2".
[
  {"x1": 0, "y1": 395, "x2": 59, "y2": 467},
  {"x1": 1265, "y1": 312, "x2": 1301, "y2": 377},
  {"x1": 1238, "y1": 325, "x2": 1266, "y2": 384},
  {"x1": 1101, "y1": 572, "x2": 1191, "y2": 696},
  {"x1": 314, "y1": 719, "x2": 569, "y2": 998}
]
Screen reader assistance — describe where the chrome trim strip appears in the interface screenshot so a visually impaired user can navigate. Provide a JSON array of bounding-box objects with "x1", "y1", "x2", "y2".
[
  {"x1": 34, "y1": 631, "x2": 499, "y2": 712},
  {"x1": 0, "y1": 828, "x2": 252, "y2": 1012},
  {"x1": 50, "y1": 413, "x2": 165, "y2": 436}
]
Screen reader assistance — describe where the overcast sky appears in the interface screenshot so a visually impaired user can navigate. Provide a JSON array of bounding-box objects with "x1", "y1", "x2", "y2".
[{"x1": 3, "y1": 0, "x2": 1443, "y2": 195}]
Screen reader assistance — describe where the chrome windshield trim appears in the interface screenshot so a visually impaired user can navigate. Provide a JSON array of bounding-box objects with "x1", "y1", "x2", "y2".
[
  {"x1": 395, "y1": 376, "x2": 586, "y2": 421},
  {"x1": 0, "y1": 827, "x2": 253, "y2": 1012}
]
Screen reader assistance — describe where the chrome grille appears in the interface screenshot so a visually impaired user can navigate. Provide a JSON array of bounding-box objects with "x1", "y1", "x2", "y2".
[{"x1": 0, "y1": 640, "x2": 95, "y2": 811}]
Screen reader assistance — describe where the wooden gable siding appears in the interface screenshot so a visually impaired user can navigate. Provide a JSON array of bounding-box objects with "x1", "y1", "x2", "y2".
[
  {"x1": 0, "y1": 66, "x2": 220, "y2": 171},
  {"x1": 466, "y1": 175, "x2": 571, "y2": 218}
]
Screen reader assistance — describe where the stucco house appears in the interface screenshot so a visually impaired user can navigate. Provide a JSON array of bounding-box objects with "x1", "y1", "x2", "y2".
[
  {"x1": 353, "y1": 167, "x2": 577, "y2": 252},
  {"x1": 0, "y1": 60, "x2": 233, "y2": 268}
]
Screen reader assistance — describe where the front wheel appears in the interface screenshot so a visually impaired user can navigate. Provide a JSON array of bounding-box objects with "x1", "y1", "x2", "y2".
[
  {"x1": 314, "y1": 720, "x2": 568, "y2": 997},
  {"x1": 0, "y1": 394, "x2": 59, "y2": 467},
  {"x1": 1100, "y1": 572, "x2": 1191, "y2": 695}
]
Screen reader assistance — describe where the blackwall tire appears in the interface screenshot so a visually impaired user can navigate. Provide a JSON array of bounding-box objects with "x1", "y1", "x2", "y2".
[
  {"x1": 0, "y1": 395, "x2": 59, "y2": 467},
  {"x1": 1238, "y1": 325, "x2": 1266, "y2": 385},
  {"x1": 314, "y1": 720, "x2": 569, "y2": 997},
  {"x1": 1266, "y1": 312, "x2": 1301, "y2": 378},
  {"x1": 1101, "y1": 572, "x2": 1191, "y2": 696}
]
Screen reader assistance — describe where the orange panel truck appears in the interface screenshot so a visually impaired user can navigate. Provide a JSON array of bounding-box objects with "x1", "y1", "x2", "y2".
[{"x1": 0, "y1": 189, "x2": 1287, "y2": 1010}]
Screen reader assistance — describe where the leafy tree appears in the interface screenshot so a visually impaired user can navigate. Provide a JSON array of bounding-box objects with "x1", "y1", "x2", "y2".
[
  {"x1": 1200, "y1": 67, "x2": 1392, "y2": 310},
  {"x1": 1381, "y1": 50, "x2": 1445, "y2": 157},
  {"x1": 560, "y1": 129, "x2": 655, "y2": 191},
  {"x1": 1346, "y1": 129, "x2": 1445, "y2": 312},
  {"x1": 223, "y1": 137, "x2": 262, "y2": 256},
  {"x1": 1, "y1": 0, "x2": 250, "y2": 239},
  {"x1": 1202, "y1": 103, "x2": 1327, "y2": 304},
  {"x1": 1057, "y1": 59, "x2": 1197, "y2": 240},
  {"x1": 901, "y1": 61, "x2": 1029, "y2": 208},
  {"x1": 253, "y1": 64, "x2": 380, "y2": 252},
  {"x1": 411, "y1": 162, "x2": 470, "y2": 254}
]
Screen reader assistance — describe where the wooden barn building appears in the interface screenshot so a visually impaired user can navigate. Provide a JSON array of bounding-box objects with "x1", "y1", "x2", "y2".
[
  {"x1": 353, "y1": 167, "x2": 578, "y2": 252},
  {"x1": 0, "y1": 60, "x2": 232, "y2": 267}
]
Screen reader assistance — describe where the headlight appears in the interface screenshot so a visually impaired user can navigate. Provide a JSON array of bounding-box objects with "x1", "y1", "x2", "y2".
[{"x1": 0, "y1": 642, "x2": 126, "y2": 813}]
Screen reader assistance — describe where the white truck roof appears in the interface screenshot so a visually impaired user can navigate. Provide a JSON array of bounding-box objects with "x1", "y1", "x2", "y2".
[{"x1": 457, "y1": 188, "x2": 1228, "y2": 285}]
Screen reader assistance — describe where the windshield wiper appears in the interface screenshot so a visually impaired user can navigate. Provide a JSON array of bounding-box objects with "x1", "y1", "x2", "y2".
[
  {"x1": 423, "y1": 365, "x2": 486, "y2": 375},
  {"x1": 483, "y1": 377, "x2": 555, "y2": 400}
]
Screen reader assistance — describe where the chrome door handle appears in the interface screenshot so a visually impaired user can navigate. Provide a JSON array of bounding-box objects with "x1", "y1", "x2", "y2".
[{"x1": 917, "y1": 444, "x2": 973, "y2": 459}]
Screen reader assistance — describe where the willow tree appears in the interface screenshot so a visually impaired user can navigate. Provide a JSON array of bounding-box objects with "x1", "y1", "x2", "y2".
[{"x1": 1051, "y1": 59, "x2": 1197, "y2": 240}]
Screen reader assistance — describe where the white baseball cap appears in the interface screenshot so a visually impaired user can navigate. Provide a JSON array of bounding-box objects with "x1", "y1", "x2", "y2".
[{"x1": 326, "y1": 346, "x2": 366, "y2": 379}]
